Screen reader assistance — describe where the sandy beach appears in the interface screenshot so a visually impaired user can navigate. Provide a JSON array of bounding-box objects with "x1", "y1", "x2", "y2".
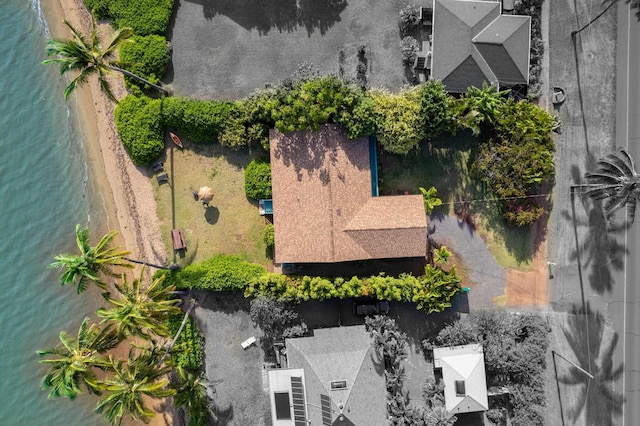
[
  {"x1": 42, "y1": 0, "x2": 167, "y2": 268},
  {"x1": 41, "y1": 0, "x2": 171, "y2": 424}
]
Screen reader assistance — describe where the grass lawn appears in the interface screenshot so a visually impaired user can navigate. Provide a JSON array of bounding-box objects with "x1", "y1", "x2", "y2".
[
  {"x1": 170, "y1": 0, "x2": 410, "y2": 99},
  {"x1": 379, "y1": 131, "x2": 534, "y2": 271},
  {"x1": 153, "y1": 143, "x2": 272, "y2": 269},
  {"x1": 192, "y1": 292, "x2": 271, "y2": 425}
]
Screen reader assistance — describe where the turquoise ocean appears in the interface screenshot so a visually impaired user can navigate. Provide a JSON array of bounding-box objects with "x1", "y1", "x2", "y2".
[{"x1": 0, "y1": 1, "x2": 111, "y2": 424}]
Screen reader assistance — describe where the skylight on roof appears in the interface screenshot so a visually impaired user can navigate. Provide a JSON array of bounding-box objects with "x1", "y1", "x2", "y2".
[{"x1": 330, "y1": 380, "x2": 347, "y2": 390}]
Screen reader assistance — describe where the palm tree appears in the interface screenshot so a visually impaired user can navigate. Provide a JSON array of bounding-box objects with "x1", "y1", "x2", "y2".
[
  {"x1": 424, "y1": 406, "x2": 457, "y2": 426},
  {"x1": 170, "y1": 366, "x2": 209, "y2": 414},
  {"x1": 49, "y1": 224, "x2": 132, "y2": 293},
  {"x1": 584, "y1": 148, "x2": 640, "y2": 225},
  {"x1": 97, "y1": 267, "x2": 180, "y2": 340},
  {"x1": 43, "y1": 18, "x2": 167, "y2": 102},
  {"x1": 37, "y1": 317, "x2": 120, "y2": 400},
  {"x1": 91, "y1": 351, "x2": 175, "y2": 425}
]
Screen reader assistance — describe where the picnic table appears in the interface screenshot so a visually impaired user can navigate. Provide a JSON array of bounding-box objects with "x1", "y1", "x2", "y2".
[{"x1": 171, "y1": 228, "x2": 186, "y2": 251}]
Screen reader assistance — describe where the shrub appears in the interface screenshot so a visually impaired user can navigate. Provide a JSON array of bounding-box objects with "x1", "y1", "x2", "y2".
[
  {"x1": 416, "y1": 80, "x2": 452, "y2": 139},
  {"x1": 114, "y1": 95, "x2": 164, "y2": 165},
  {"x1": 161, "y1": 97, "x2": 238, "y2": 144},
  {"x1": 269, "y1": 75, "x2": 369, "y2": 135},
  {"x1": 262, "y1": 224, "x2": 275, "y2": 252},
  {"x1": 486, "y1": 408, "x2": 506, "y2": 425},
  {"x1": 335, "y1": 91, "x2": 376, "y2": 140},
  {"x1": 244, "y1": 158, "x2": 272, "y2": 200},
  {"x1": 370, "y1": 88, "x2": 424, "y2": 154},
  {"x1": 400, "y1": 36, "x2": 420, "y2": 64},
  {"x1": 167, "y1": 313, "x2": 204, "y2": 371},
  {"x1": 473, "y1": 138, "x2": 554, "y2": 198},
  {"x1": 169, "y1": 254, "x2": 266, "y2": 291},
  {"x1": 399, "y1": 5, "x2": 421, "y2": 36},
  {"x1": 119, "y1": 35, "x2": 169, "y2": 90},
  {"x1": 84, "y1": 0, "x2": 174, "y2": 35},
  {"x1": 495, "y1": 99, "x2": 558, "y2": 149},
  {"x1": 503, "y1": 199, "x2": 545, "y2": 227}
]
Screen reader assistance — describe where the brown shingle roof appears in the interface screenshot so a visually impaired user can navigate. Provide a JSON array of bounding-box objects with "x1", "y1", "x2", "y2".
[
  {"x1": 432, "y1": 0, "x2": 530, "y2": 93},
  {"x1": 270, "y1": 124, "x2": 427, "y2": 264}
]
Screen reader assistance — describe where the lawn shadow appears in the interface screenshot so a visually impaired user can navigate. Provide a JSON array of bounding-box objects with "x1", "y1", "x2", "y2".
[
  {"x1": 204, "y1": 206, "x2": 220, "y2": 224},
  {"x1": 190, "y1": 0, "x2": 347, "y2": 36},
  {"x1": 210, "y1": 403, "x2": 234, "y2": 425},
  {"x1": 556, "y1": 303, "x2": 624, "y2": 426}
]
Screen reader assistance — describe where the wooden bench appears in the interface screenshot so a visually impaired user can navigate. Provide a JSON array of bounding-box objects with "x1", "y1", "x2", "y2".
[{"x1": 171, "y1": 228, "x2": 186, "y2": 251}]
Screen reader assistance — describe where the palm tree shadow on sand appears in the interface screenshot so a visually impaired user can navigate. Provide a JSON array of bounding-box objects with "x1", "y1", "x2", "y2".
[{"x1": 556, "y1": 302, "x2": 623, "y2": 425}]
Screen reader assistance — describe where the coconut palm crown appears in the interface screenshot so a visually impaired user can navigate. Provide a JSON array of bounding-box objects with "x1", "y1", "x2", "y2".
[
  {"x1": 49, "y1": 224, "x2": 132, "y2": 293},
  {"x1": 43, "y1": 19, "x2": 166, "y2": 102},
  {"x1": 97, "y1": 267, "x2": 181, "y2": 340},
  {"x1": 37, "y1": 317, "x2": 120, "y2": 400},
  {"x1": 584, "y1": 148, "x2": 640, "y2": 225}
]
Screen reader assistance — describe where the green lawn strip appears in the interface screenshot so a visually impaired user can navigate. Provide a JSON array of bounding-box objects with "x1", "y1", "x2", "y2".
[{"x1": 154, "y1": 143, "x2": 272, "y2": 268}]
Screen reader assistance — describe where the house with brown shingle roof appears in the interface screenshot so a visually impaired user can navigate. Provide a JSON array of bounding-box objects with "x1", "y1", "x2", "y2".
[
  {"x1": 269, "y1": 124, "x2": 427, "y2": 265},
  {"x1": 431, "y1": 0, "x2": 531, "y2": 93},
  {"x1": 267, "y1": 325, "x2": 387, "y2": 425}
]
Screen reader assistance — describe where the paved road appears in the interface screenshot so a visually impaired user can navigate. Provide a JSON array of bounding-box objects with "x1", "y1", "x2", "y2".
[{"x1": 617, "y1": 3, "x2": 640, "y2": 424}]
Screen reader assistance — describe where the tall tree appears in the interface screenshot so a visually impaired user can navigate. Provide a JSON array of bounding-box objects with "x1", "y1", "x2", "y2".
[
  {"x1": 49, "y1": 224, "x2": 132, "y2": 293},
  {"x1": 584, "y1": 148, "x2": 639, "y2": 225},
  {"x1": 43, "y1": 18, "x2": 167, "y2": 102},
  {"x1": 97, "y1": 267, "x2": 180, "y2": 340},
  {"x1": 91, "y1": 350, "x2": 175, "y2": 425},
  {"x1": 37, "y1": 317, "x2": 120, "y2": 400}
]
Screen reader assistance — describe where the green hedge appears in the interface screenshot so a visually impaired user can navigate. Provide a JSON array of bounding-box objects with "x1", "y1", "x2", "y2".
[
  {"x1": 160, "y1": 97, "x2": 238, "y2": 144},
  {"x1": 245, "y1": 267, "x2": 460, "y2": 313},
  {"x1": 169, "y1": 254, "x2": 266, "y2": 291},
  {"x1": 114, "y1": 95, "x2": 164, "y2": 165},
  {"x1": 244, "y1": 158, "x2": 272, "y2": 200},
  {"x1": 83, "y1": 0, "x2": 174, "y2": 35},
  {"x1": 119, "y1": 35, "x2": 169, "y2": 90},
  {"x1": 169, "y1": 252, "x2": 460, "y2": 313}
]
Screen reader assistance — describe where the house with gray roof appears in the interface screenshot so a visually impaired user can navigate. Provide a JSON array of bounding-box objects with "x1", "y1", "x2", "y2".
[
  {"x1": 431, "y1": 0, "x2": 531, "y2": 93},
  {"x1": 267, "y1": 325, "x2": 387, "y2": 425},
  {"x1": 269, "y1": 124, "x2": 427, "y2": 265},
  {"x1": 433, "y1": 343, "x2": 489, "y2": 414}
]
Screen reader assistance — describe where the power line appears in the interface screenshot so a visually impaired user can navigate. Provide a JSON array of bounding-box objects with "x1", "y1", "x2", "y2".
[{"x1": 439, "y1": 192, "x2": 552, "y2": 206}]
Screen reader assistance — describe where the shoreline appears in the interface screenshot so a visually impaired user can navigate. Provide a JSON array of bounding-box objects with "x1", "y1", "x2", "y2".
[
  {"x1": 41, "y1": 0, "x2": 167, "y2": 267},
  {"x1": 41, "y1": 1, "x2": 171, "y2": 425}
]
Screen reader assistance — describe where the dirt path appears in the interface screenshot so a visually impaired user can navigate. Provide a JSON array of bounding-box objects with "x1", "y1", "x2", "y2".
[{"x1": 505, "y1": 218, "x2": 549, "y2": 308}]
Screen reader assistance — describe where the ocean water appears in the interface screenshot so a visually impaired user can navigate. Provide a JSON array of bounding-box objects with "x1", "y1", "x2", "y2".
[{"x1": 0, "y1": 1, "x2": 110, "y2": 424}]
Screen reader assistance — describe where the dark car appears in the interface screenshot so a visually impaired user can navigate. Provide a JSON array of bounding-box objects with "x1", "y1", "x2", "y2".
[{"x1": 353, "y1": 300, "x2": 390, "y2": 316}]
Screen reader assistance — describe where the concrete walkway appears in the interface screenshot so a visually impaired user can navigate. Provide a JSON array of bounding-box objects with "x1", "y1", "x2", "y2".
[{"x1": 429, "y1": 213, "x2": 506, "y2": 311}]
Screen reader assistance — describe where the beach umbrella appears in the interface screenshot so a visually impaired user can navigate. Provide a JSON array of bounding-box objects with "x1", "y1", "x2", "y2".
[{"x1": 197, "y1": 186, "x2": 215, "y2": 203}]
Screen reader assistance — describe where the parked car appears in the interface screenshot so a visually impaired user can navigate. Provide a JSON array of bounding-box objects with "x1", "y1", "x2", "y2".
[{"x1": 353, "y1": 300, "x2": 390, "y2": 316}]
